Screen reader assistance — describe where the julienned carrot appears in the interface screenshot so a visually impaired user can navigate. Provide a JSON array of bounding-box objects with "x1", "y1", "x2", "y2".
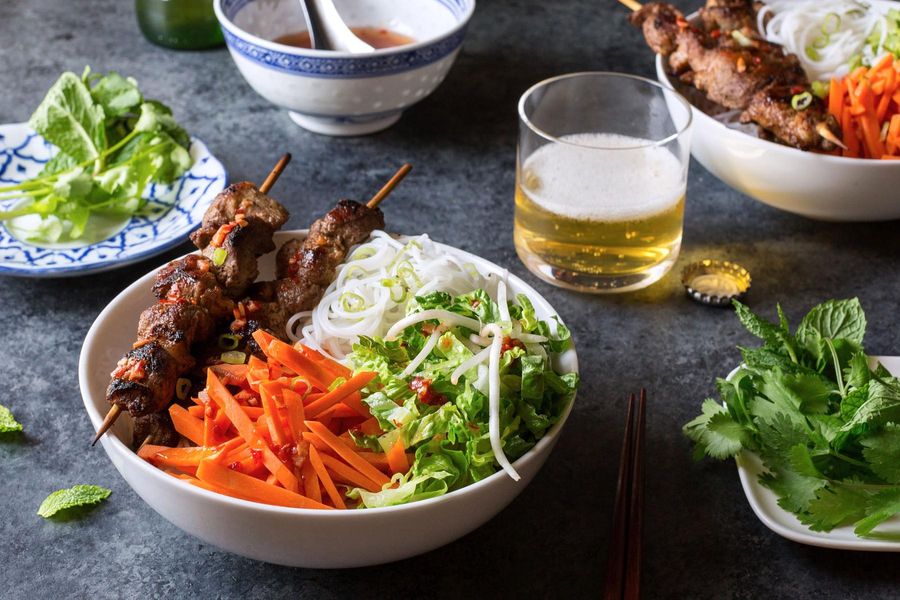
[
  {"x1": 387, "y1": 437, "x2": 410, "y2": 474},
  {"x1": 260, "y1": 383, "x2": 287, "y2": 446},
  {"x1": 282, "y1": 388, "x2": 307, "y2": 443},
  {"x1": 260, "y1": 336, "x2": 332, "y2": 389},
  {"x1": 294, "y1": 344, "x2": 353, "y2": 379},
  {"x1": 301, "y1": 458, "x2": 322, "y2": 503},
  {"x1": 828, "y1": 55, "x2": 900, "y2": 158},
  {"x1": 206, "y1": 371, "x2": 300, "y2": 492},
  {"x1": 307, "y1": 445, "x2": 346, "y2": 509},
  {"x1": 319, "y1": 402, "x2": 364, "y2": 420},
  {"x1": 181, "y1": 474, "x2": 255, "y2": 501},
  {"x1": 828, "y1": 78, "x2": 845, "y2": 122},
  {"x1": 197, "y1": 460, "x2": 331, "y2": 509},
  {"x1": 358, "y1": 416, "x2": 384, "y2": 436},
  {"x1": 209, "y1": 363, "x2": 249, "y2": 385},
  {"x1": 305, "y1": 372, "x2": 377, "y2": 418},
  {"x1": 169, "y1": 404, "x2": 205, "y2": 446},
  {"x1": 138, "y1": 445, "x2": 213, "y2": 467},
  {"x1": 305, "y1": 420, "x2": 391, "y2": 487},
  {"x1": 319, "y1": 453, "x2": 381, "y2": 493}
]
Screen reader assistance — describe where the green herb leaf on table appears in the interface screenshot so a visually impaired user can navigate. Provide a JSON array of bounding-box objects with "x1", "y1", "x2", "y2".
[
  {"x1": 37, "y1": 485, "x2": 111, "y2": 518},
  {"x1": 684, "y1": 298, "x2": 900, "y2": 540},
  {"x1": 0, "y1": 403, "x2": 23, "y2": 432}
]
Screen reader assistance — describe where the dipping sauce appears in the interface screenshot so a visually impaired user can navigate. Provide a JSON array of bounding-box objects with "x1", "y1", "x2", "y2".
[{"x1": 273, "y1": 27, "x2": 414, "y2": 49}]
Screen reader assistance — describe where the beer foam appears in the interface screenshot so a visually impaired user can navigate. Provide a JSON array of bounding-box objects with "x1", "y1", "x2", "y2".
[{"x1": 521, "y1": 133, "x2": 685, "y2": 222}]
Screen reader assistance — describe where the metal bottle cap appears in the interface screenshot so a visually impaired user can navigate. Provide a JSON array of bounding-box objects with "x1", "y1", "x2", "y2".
[{"x1": 681, "y1": 259, "x2": 751, "y2": 306}]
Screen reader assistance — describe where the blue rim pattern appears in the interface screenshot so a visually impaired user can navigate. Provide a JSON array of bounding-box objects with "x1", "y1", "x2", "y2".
[
  {"x1": 220, "y1": 0, "x2": 469, "y2": 78},
  {"x1": 0, "y1": 123, "x2": 227, "y2": 277}
]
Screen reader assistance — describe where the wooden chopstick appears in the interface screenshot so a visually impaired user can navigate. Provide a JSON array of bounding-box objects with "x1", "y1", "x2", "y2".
[{"x1": 603, "y1": 389, "x2": 647, "y2": 600}]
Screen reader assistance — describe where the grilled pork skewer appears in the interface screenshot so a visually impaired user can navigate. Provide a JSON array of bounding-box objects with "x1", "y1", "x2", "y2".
[
  {"x1": 628, "y1": 1, "x2": 842, "y2": 150},
  {"x1": 93, "y1": 155, "x2": 292, "y2": 445},
  {"x1": 236, "y1": 164, "x2": 410, "y2": 348}
]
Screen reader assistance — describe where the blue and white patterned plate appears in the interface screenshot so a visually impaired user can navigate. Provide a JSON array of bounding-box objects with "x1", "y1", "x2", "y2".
[{"x1": 0, "y1": 122, "x2": 227, "y2": 277}]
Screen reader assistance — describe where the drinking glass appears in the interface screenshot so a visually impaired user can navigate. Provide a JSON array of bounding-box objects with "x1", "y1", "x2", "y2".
[{"x1": 515, "y1": 72, "x2": 693, "y2": 293}]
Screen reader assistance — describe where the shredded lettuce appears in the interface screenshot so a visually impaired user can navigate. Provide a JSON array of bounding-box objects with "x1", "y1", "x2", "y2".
[{"x1": 346, "y1": 287, "x2": 578, "y2": 508}]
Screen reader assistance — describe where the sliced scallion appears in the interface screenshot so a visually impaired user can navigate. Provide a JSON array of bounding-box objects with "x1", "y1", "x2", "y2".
[
  {"x1": 218, "y1": 333, "x2": 240, "y2": 350},
  {"x1": 812, "y1": 34, "x2": 830, "y2": 49},
  {"x1": 806, "y1": 46, "x2": 822, "y2": 61},
  {"x1": 811, "y1": 80, "x2": 829, "y2": 99},
  {"x1": 340, "y1": 292, "x2": 366, "y2": 313},
  {"x1": 220, "y1": 350, "x2": 246, "y2": 365},
  {"x1": 175, "y1": 377, "x2": 192, "y2": 401},
  {"x1": 822, "y1": 12, "x2": 841, "y2": 34},
  {"x1": 791, "y1": 91, "x2": 813, "y2": 110},
  {"x1": 212, "y1": 247, "x2": 227, "y2": 267},
  {"x1": 731, "y1": 29, "x2": 753, "y2": 47}
]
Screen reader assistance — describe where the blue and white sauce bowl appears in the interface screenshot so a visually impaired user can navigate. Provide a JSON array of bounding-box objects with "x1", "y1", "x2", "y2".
[
  {"x1": 0, "y1": 122, "x2": 226, "y2": 277},
  {"x1": 214, "y1": 0, "x2": 475, "y2": 136}
]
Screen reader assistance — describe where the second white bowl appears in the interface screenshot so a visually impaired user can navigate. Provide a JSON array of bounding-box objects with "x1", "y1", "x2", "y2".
[{"x1": 655, "y1": 50, "x2": 900, "y2": 222}]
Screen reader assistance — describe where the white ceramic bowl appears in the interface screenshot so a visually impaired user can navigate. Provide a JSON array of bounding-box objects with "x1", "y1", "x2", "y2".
[
  {"x1": 80, "y1": 231, "x2": 578, "y2": 568},
  {"x1": 655, "y1": 48, "x2": 900, "y2": 222},
  {"x1": 214, "y1": 0, "x2": 474, "y2": 136}
]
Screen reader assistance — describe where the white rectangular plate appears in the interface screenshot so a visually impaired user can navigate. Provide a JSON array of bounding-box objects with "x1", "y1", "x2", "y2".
[{"x1": 736, "y1": 356, "x2": 900, "y2": 551}]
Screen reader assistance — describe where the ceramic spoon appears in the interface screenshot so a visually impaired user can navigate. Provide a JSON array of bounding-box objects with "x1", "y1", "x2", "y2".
[{"x1": 297, "y1": 0, "x2": 374, "y2": 52}]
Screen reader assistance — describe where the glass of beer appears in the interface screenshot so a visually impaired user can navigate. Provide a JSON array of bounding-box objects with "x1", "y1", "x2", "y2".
[{"x1": 515, "y1": 72, "x2": 693, "y2": 293}]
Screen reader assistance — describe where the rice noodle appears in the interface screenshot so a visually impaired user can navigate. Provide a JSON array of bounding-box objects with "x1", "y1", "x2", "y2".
[
  {"x1": 450, "y1": 346, "x2": 492, "y2": 385},
  {"x1": 295, "y1": 232, "x2": 488, "y2": 359},
  {"x1": 402, "y1": 330, "x2": 441, "y2": 378},
  {"x1": 759, "y1": 0, "x2": 888, "y2": 80},
  {"x1": 482, "y1": 323, "x2": 520, "y2": 481},
  {"x1": 385, "y1": 310, "x2": 482, "y2": 341}
]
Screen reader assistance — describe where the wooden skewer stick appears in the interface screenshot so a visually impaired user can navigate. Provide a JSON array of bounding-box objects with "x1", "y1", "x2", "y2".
[
  {"x1": 367, "y1": 163, "x2": 412, "y2": 209},
  {"x1": 91, "y1": 153, "x2": 294, "y2": 446},
  {"x1": 91, "y1": 405, "x2": 122, "y2": 446},
  {"x1": 260, "y1": 153, "x2": 292, "y2": 194},
  {"x1": 618, "y1": 0, "x2": 641, "y2": 11},
  {"x1": 816, "y1": 122, "x2": 848, "y2": 150}
]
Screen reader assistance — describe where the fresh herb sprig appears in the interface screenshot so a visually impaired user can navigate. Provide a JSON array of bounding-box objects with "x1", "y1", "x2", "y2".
[
  {"x1": 685, "y1": 298, "x2": 900, "y2": 539},
  {"x1": 0, "y1": 67, "x2": 192, "y2": 243}
]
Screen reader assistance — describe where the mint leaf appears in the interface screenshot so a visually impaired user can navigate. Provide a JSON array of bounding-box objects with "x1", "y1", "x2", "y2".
[
  {"x1": 861, "y1": 424, "x2": 900, "y2": 484},
  {"x1": 733, "y1": 301, "x2": 793, "y2": 351},
  {"x1": 796, "y1": 298, "x2": 866, "y2": 356},
  {"x1": 0, "y1": 403, "x2": 22, "y2": 432},
  {"x1": 842, "y1": 378, "x2": 900, "y2": 431},
  {"x1": 854, "y1": 488, "x2": 900, "y2": 538},
  {"x1": 29, "y1": 72, "x2": 106, "y2": 163},
  {"x1": 37, "y1": 485, "x2": 111, "y2": 518}
]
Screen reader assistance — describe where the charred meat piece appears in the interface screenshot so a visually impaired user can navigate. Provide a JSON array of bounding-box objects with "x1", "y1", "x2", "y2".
[
  {"x1": 133, "y1": 411, "x2": 180, "y2": 448},
  {"x1": 152, "y1": 255, "x2": 234, "y2": 320},
  {"x1": 137, "y1": 303, "x2": 215, "y2": 370},
  {"x1": 191, "y1": 181, "x2": 289, "y2": 297},
  {"x1": 191, "y1": 182, "x2": 289, "y2": 249},
  {"x1": 238, "y1": 200, "x2": 385, "y2": 340},
  {"x1": 743, "y1": 86, "x2": 840, "y2": 150},
  {"x1": 107, "y1": 341, "x2": 179, "y2": 417},
  {"x1": 699, "y1": 0, "x2": 758, "y2": 33},
  {"x1": 630, "y1": 2, "x2": 839, "y2": 150}
]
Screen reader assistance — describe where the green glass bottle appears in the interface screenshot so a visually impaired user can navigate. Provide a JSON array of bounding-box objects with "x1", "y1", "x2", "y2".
[{"x1": 136, "y1": 0, "x2": 224, "y2": 50}]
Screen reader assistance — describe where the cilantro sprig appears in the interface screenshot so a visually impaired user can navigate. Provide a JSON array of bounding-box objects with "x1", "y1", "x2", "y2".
[
  {"x1": 685, "y1": 298, "x2": 900, "y2": 539},
  {"x1": 0, "y1": 67, "x2": 192, "y2": 243}
]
